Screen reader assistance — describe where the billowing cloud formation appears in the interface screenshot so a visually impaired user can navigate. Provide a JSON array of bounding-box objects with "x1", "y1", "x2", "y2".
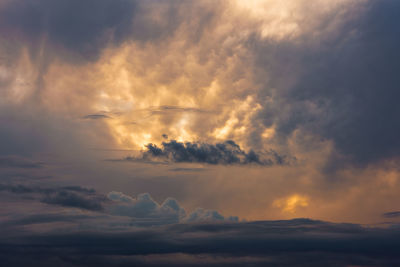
[
  {"x1": 108, "y1": 191, "x2": 238, "y2": 225},
  {"x1": 251, "y1": 0, "x2": 400, "y2": 166},
  {"x1": 0, "y1": 219, "x2": 399, "y2": 266},
  {"x1": 3, "y1": 0, "x2": 397, "y2": 167},
  {"x1": 0, "y1": 0, "x2": 399, "y2": 167},
  {"x1": 132, "y1": 140, "x2": 290, "y2": 165}
]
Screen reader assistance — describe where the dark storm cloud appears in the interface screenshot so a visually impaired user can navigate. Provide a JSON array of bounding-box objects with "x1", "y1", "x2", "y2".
[
  {"x1": 0, "y1": 155, "x2": 43, "y2": 169},
  {"x1": 0, "y1": 184, "x2": 106, "y2": 211},
  {"x1": 0, "y1": 219, "x2": 399, "y2": 266},
  {"x1": 133, "y1": 140, "x2": 292, "y2": 165},
  {"x1": 252, "y1": 0, "x2": 400, "y2": 166},
  {"x1": 0, "y1": 0, "x2": 217, "y2": 62},
  {"x1": 0, "y1": 0, "x2": 137, "y2": 61}
]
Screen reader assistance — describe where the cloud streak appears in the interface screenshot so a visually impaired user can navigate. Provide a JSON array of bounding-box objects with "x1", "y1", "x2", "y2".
[
  {"x1": 0, "y1": 184, "x2": 107, "y2": 211},
  {"x1": 383, "y1": 211, "x2": 400, "y2": 218},
  {"x1": 0, "y1": 155, "x2": 43, "y2": 169}
]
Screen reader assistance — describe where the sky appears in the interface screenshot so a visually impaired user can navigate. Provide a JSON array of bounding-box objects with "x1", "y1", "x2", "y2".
[{"x1": 1, "y1": 0, "x2": 400, "y2": 266}]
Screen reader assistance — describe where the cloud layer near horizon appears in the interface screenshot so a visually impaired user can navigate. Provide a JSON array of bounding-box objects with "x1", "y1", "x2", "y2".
[{"x1": 1, "y1": 218, "x2": 399, "y2": 267}]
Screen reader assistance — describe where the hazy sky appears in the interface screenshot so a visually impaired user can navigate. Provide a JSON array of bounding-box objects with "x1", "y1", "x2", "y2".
[{"x1": 1, "y1": 0, "x2": 400, "y2": 266}]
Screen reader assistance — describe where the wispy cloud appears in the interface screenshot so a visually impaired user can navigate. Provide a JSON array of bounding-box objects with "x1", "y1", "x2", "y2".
[
  {"x1": 383, "y1": 211, "x2": 400, "y2": 218},
  {"x1": 0, "y1": 156, "x2": 43, "y2": 169},
  {"x1": 83, "y1": 114, "x2": 112, "y2": 120},
  {"x1": 0, "y1": 184, "x2": 107, "y2": 211}
]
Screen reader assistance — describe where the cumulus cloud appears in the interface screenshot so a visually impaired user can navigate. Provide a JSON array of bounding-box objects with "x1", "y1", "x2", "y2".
[
  {"x1": 129, "y1": 140, "x2": 292, "y2": 166},
  {"x1": 107, "y1": 191, "x2": 237, "y2": 224}
]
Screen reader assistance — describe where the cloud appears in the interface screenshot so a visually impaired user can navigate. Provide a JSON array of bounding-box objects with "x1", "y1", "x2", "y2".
[
  {"x1": 107, "y1": 191, "x2": 237, "y2": 225},
  {"x1": 169, "y1": 167, "x2": 206, "y2": 172},
  {"x1": 383, "y1": 211, "x2": 400, "y2": 218},
  {"x1": 0, "y1": 219, "x2": 399, "y2": 266},
  {"x1": 2, "y1": 0, "x2": 397, "y2": 169},
  {"x1": 147, "y1": 105, "x2": 209, "y2": 116},
  {"x1": 0, "y1": 213, "x2": 98, "y2": 228},
  {"x1": 42, "y1": 190, "x2": 105, "y2": 211},
  {"x1": 0, "y1": 184, "x2": 107, "y2": 211},
  {"x1": 184, "y1": 208, "x2": 238, "y2": 223},
  {"x1": 0, "y1": 155, "x2": 43, "y2": 169},
  {"x1": 2, "y1": 185, "x2": 239, "y2": 226},
  {"x1": 83, "y1": 114, "x2": 112, "y2": 120},
  {"x1": 132, "y1": 140, "x2": 292, "y2": 166},
  {"x1": 0, "y1": 0, "x2": 137, "y2": 61},
  {"x1": 251, "y1": 0, "x2": 400, "y2": 166}
]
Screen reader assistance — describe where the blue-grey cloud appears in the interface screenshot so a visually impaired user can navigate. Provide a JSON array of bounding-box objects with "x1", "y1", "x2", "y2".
[{"x1": 107, "y1": 191, "x2": 238, "y2": 225}]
